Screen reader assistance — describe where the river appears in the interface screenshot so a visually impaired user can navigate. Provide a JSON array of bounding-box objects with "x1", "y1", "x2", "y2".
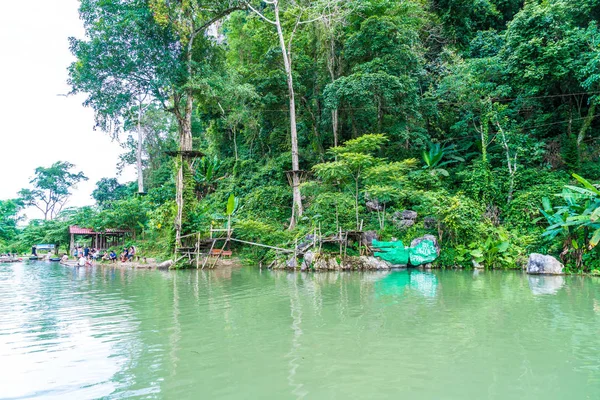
[{"x1": 1, "y1": 261, "x2": 599, "y2": 399}]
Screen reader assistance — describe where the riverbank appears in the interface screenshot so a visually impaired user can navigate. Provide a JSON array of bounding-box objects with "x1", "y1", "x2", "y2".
[{"x1": 57, "y1": 256, "x2": 244, "y2": 270}]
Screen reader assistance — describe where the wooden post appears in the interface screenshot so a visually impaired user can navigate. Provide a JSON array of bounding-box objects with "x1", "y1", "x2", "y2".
[
  {"x1": 70, "y1": 233, "x2": 74, "y2": 257},
  {"x1": 196, "y1": 233, "x2": 200, "y2": 269}
]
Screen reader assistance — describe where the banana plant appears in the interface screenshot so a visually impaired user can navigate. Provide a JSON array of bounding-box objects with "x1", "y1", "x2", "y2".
[
  {"x1": 422, "y1": 143, "x2": 464, "y2": 177},
  {"x1": 194, "y1": 156, "x2": 225, "y2": 199},
  {"x1": 564, "y1": 174, "x2": 600, "y2": 248}
]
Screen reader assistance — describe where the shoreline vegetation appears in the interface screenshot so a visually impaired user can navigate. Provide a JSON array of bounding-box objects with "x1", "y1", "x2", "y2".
[{"x1": 2, "y1": 0, "x2": 600, "y2": 274}]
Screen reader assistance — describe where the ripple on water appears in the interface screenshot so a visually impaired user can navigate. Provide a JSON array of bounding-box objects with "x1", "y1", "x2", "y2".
[{"x1": 2, "y1": 264, "x2": 600, "y2": 399}]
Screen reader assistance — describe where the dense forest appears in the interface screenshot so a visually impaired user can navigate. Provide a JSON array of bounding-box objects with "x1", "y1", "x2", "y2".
[{"x1": 2, "y1": 0, "x2": 600, "y2": 272}]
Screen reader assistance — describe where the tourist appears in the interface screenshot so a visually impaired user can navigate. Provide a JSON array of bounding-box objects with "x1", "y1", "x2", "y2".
[
  {"x1": 60, "y1": 254, "x2": 68, "y2": 264},
  {"x1": 31, "y1": 245, "x2": 37, "y2": 256},
  {"x1": 78, "y1": 255, "x2": 86, "y2": 267},
  {"x1": 128, "y1": 245, "x2": 136, "y2": 262},
  {"x1": 84, "y1": 246, "x2": 89, "y2": 258},
  {"x1": 120, "y1": 249, "x2": 128, "y2": 263},
  {"x1": 109, "y1": 250, "x2": 117, "y2": 263}
]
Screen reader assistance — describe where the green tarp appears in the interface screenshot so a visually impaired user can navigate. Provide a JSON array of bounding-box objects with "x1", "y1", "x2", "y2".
[
  {"x1": 372, "y1": 239, "x2": 438, "y2": 266},
  {"x1": 409, "y1": 240, "x2": 438, "y2": 266},
  {"x1": 373, "y1": 240, "x2": 410, "y2": 265}
]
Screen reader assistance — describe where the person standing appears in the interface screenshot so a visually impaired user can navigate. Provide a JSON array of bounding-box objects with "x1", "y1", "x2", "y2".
[{"x1": 31, "y1": 245, "x2": 37, "y2": 256}]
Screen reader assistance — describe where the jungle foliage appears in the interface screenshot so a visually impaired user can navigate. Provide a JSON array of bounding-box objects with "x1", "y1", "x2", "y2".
[{"x1": 3, "y1": 0, "x2": 600, "y2": 271}]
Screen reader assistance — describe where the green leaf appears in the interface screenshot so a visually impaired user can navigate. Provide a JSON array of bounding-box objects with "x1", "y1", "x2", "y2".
[
  {"x1": 227, "y1": 194, "x2": 236, "y2": 216},
  {"x1": 572, "y1": 173, "x2": 600, "y2": 196},
  {"x1": 497, "y1": 241, "x2": 510, "y2": 252},
  {"x1": 590, "y1": 229, "x2": 600, "y2": 247}
]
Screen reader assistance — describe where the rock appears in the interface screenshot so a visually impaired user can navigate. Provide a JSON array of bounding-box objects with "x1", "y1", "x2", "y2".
[
  {"x1": 313, "y1": 255, "x2": 339, "y2": 271},
  {"x1": 526, "y1": 253, "x2": 564, "y2": 275},
  {"x1": 410, "y1": 234, "x2": 441, "y2": 257},
  {"x1": 366, "y1": 200, "x2": 383, "y2": 212},
  {"x1": 528, "y1": 275, "x2": 565, "y2": 295},
  {"x1": 286, "y1": 257, "x2": 298, "y2": 268},
  {"x1": 423, "y1": 217, "x2": 437, "y2": 230},
  {"x1": 402, "y1": 210, "x2": 418, "y2": 220},
  {"x1": 157, "y1": 260, "x2": 173, "y2": 269},
  {"x1": 396, "y1": 219, "x2": 415, "y2": 229},
  {"x1": 361, "y1": 230, "x2": 379, "y2": 246},
  {"x1": 392, "y1": 210, "x2": 418, "y2": 230},
  {"x1": 356, "y1": 256, "x2": 391, "y2": 270},
  {"x1": 301, "y1": 251, "x2": 315, "y2": 270}
]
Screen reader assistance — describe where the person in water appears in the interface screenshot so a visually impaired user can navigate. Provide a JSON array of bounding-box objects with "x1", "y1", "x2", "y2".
[
  {"x1": 78, "y1": 255, "x2": 86, "y2": 267},
  {"x1": 60, "y1": 254, "x2": 69, "y2": 264},
  {"x1": 109, "y1": 250, "x2": 117, "y2": 263}
]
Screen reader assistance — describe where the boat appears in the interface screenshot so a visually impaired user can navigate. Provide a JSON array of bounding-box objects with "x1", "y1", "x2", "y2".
[
  {"x1": 49, "y1": 258, "x2": 61, "y2": 262},
  {"x1": 29, "y1": 256, "x2": 40, "y2": 261},
  {"x1": 0, "y1": 257, "x2": 20, "y2": 263}
]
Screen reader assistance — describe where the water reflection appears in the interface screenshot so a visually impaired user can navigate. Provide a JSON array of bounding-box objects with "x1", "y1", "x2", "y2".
[
  {"x1": 375, "y1": 270, "x2": 438, "y2": 298},
  {"x1": 2, "y1": 263, "x2": 600, "y2": 399},
  {"x1": 528, "y1": 275, "x2": 565, "y2": 296}
]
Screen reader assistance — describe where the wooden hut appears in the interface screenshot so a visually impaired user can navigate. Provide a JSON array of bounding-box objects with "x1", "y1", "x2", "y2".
[{"x1": 69, "y1": 225, "x2": 132, "y2": 254}]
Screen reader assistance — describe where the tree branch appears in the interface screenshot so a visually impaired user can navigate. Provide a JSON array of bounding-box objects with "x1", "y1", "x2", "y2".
[
  {"x1": 247, "y1": 3, "x2": 276, "y2": 24},
  {"x1": 192, "y1": 5, "x2": 248, "y2": 38}
]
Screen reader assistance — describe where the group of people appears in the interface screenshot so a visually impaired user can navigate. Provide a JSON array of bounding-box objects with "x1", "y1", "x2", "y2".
[{"x1": 70, "y1": 245, "x2": 136, "y2": 266}]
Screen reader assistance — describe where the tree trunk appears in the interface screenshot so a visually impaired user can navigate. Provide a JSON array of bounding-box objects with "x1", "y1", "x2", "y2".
[
  {"x1": 354, "y1": 176, "x2": 359, "y2": 230},
  {"x1": 326, "y1": 35, "x2": 339, "y2": 147},
  {"x1": 577, "y1": 100, "x2": 596, "y2": 147},
  {"x1": 273, "y1": 1, "x2": 303, "y2": 229},
  {"x1": 174, "y1": 38, "x2": 196, "y2": 248},
  {"x1": 136, "y1": 101, "x2": 144, "y2": 194}
]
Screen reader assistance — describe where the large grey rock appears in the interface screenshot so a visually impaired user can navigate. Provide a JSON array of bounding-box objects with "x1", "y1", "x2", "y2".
[
  {"x1": 301, "y1": 251, "x2": 315, "y2": 271},
  {"x1": 528, "y1": 275, "x2": 565, "y2": 295},
  {"x1": 526, "y1": 253, "x2": 564, "y2": 275},
  {"x1": 423, "y1": 217, "x2": 437, "y2": 230},
  {"x1": 402, "y1": 210, "x2": 418, "y2": 220},
  {"x1": 366, "y1": 200, "x2": 383, "y2": 212},
  {"x1": 410, "y1": 234, "x2": 441, "y2": 256},
  {"x1": 158, "y1": 260, "x2": 173, "y2": 269},
  {"x1": 357, "y1": 256, "x2": 391, "y2": 270},
  {"x1": 361, "y1": 230, "x2": 379, "y2": 246},
  {"x1": 392, "y1": 210, "x2": 418, "y2": 229},
  {"x1": 313, "y1": 256, "x2": 340, "y2": 271},
  {"x1": 286, "y1": 257, "x2": 298, "y2": 268}
]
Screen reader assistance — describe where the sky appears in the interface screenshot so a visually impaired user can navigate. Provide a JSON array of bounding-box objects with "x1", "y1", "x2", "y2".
[{"x1": 0, "y1": 0, "x2": 135, "y2": 220}]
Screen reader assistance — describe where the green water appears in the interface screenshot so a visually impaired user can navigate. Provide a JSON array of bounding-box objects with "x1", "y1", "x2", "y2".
[{"x1": 1, "y1": 262, "x2": 600, "y2": 399}]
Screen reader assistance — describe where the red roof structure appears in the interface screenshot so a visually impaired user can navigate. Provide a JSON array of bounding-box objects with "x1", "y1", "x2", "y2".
[
  {"x1": 69, "y1": 226, "x2": 96, "y2": 235},
  {"x1": 69, "y1": 226, "x2": 132, "y2": 252}
]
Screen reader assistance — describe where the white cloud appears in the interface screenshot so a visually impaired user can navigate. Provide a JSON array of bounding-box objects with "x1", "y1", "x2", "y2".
[{"x1": 0, "y1": 0, "x2": 136, "y2": 219}]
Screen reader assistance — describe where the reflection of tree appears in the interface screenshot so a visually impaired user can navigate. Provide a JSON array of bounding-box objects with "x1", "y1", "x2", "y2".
[{"x1": 286, "y1": 274, "x2": 307, "y2": 398}]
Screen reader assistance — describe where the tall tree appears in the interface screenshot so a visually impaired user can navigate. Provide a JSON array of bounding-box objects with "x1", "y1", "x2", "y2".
[
  {"x1": 70, "y1": 0, "x2": 245, "y2": 247},
  {"x1": 18, "y1": 162, "x2": 88, "y2": 220},
  {"x1": 247, "y1": 0, "x2": 343, "y2": 228}
]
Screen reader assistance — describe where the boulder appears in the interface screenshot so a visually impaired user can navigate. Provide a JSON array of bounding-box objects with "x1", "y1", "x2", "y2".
[
  {"x1": 286, "y1": 257, "x2": 298, "y2": 268},
  {"x1": 410, "y1": 234, "x2": 441, "y2": 257},
  {"x1": 313, "y1": 256, "x2": 340, "y2": 271},
  {"x1": 357, "y1": 256, "x2": 391, "y2": 270},
  {"x1": 301, "y1": 251, "x2": 315, "y2": 271},
  {"x1": 157, "y1": 260, "x2": 173, "y2": 269},
  {"x1": 366, "y1": 200, "x2": 383, "y2": 212},
  {"x1": 526, "y1": 253, "x2": 564, "y2": 275},
  {"x1": 392, "y1": 210, "x2": 418, "y2": 229},
  {"x1": 361, "y1": 230, "x2": 379, "y2": 246},
  {"x1": 423, "y1": 217, "x2": 437, "y2": 230},
  {"x1": 402, "y1": 210, "x2": 418, "y2": 220}
]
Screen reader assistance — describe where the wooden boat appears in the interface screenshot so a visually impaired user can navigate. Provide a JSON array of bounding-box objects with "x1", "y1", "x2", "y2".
[
  {"x1": 0, "y1": 257, "x2": 20, "y2": 263},
  {"x1": 49, "y1": 258, "x2": 61, "y2": 262}
]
